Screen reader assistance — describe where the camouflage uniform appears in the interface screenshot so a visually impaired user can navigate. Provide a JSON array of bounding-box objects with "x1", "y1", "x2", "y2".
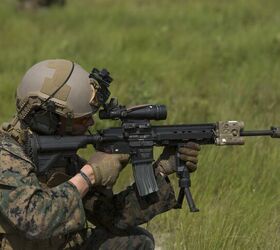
[{"x1": 0, "y1": 130, "x2": 177, "y2": 249}]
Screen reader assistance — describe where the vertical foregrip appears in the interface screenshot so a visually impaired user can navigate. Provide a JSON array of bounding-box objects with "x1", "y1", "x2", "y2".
[{"x1": 176, "y1": 146, "x2": 199, "y2": 212}]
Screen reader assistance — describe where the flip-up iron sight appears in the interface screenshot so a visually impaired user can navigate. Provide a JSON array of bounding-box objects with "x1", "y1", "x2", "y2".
[{"x1": 99, "y1": 98, "x2": 167, "y2": 121}]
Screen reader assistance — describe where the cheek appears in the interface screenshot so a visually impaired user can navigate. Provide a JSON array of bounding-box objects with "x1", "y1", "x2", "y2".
[{"x1": 71, "y1": 124, "x2": 88, "y2": 135}]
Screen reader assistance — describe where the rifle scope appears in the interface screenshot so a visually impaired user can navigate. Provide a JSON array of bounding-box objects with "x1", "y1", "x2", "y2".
[{"x1": 99, "y1": 104, "x2": 167, "y2": 120}]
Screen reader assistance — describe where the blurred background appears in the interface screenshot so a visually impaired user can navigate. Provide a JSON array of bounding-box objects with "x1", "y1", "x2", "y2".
[{"x1": 0, "y1": 0, "x2": 279, "y2": 249}]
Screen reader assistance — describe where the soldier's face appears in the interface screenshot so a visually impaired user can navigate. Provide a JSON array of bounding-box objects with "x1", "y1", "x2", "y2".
[
  {"x1": 71, "y1": 115, "x2": 95, "y2": 135},
  {"x1": 58, "y1": 115, "x2": 94, "y2": 135}
]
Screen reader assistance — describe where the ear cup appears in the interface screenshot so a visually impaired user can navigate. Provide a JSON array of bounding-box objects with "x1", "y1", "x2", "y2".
[{"x1": 27, "y1": 109, "x2": 59, "y2": 135}]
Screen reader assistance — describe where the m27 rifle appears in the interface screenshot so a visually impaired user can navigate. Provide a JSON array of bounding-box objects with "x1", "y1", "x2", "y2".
[{"x1": 26, "y1": 98, "x2": 280, "y2": 213}]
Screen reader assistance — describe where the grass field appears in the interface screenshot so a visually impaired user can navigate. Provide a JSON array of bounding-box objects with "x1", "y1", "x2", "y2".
[{"x1": 0, "y1": 0, "x2": 279, "y2": 249}]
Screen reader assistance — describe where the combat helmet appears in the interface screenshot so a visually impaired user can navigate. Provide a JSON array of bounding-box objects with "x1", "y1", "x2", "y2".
[{"x1": 13, "y1": 59, "x2": 111, "y2": 135}]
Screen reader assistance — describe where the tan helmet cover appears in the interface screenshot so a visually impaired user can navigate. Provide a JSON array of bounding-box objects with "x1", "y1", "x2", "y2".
[{"x1": 16, "y1": 59, "x2": 98, "y2": 119}]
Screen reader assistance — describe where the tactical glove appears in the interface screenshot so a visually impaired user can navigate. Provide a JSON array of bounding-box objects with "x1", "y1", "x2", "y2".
[
  {"x1": 88, "y1": 152, "x2": 130, "y2": 188},
  {"x1": 155, "y1": 142, "x2": 201, "y2": 175}
]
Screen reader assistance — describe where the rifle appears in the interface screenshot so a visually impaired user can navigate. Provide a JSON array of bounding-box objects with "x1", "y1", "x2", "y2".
[{"x1": 26, "y1": 97, "x2": 280, "y2": 212}]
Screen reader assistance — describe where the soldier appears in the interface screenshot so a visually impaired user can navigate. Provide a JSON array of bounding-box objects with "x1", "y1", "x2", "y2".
[{"x1": 0, "y1": 59, "x2": 200, "y2": 249}]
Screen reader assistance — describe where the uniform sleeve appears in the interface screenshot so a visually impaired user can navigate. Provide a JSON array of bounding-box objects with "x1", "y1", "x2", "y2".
[
  {"x1": 0, "y1": 144, "x2": 86, "y2": 239},
  {"x1": 84, "y1": 173, "x2": 177, "y2": 232}
]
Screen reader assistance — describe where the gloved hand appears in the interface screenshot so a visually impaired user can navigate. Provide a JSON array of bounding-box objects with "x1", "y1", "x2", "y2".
[
  {"x1": 87, "y1": 152, "x2": 130, "y2": 188},
  {"x1": 155, "y1": 142, "x2": 201, "y2": 176}
]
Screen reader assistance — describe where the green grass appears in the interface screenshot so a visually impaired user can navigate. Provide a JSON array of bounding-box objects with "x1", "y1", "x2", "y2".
[{"x1": 0, "y1": 0, "x2": 280, "y2": 249}]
